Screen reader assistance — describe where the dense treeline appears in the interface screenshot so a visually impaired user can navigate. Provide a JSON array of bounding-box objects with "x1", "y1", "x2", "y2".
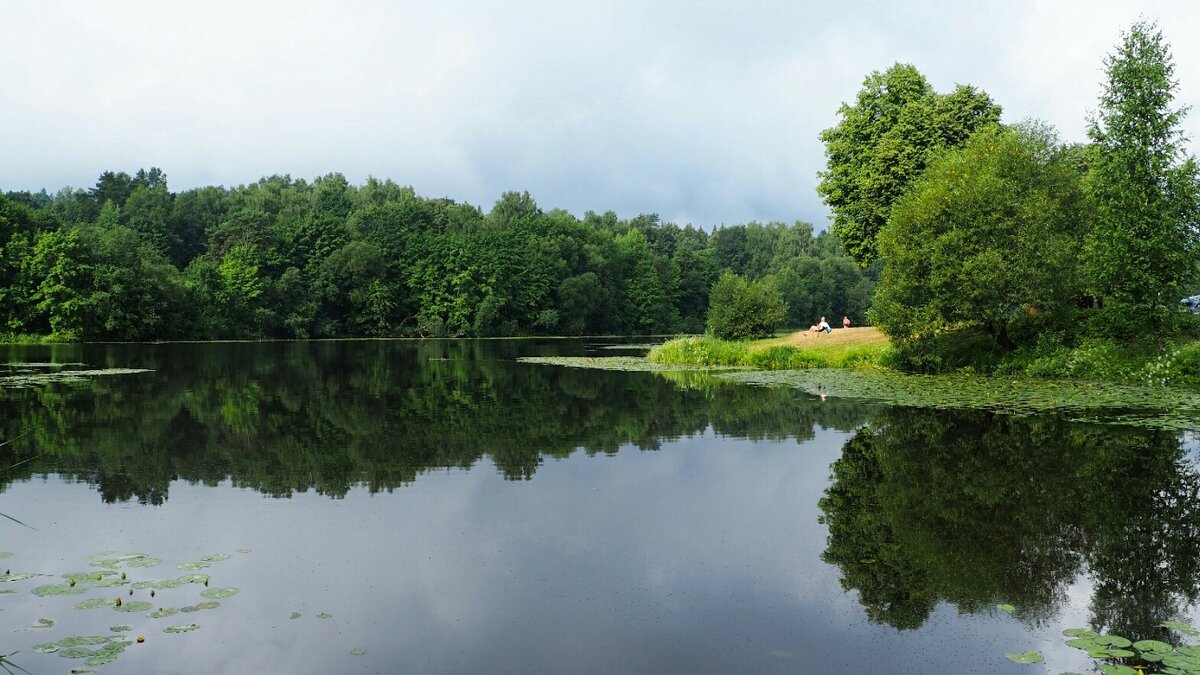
[{"x1": 0, "y1": 173, "x2": 874, "y2": 341}]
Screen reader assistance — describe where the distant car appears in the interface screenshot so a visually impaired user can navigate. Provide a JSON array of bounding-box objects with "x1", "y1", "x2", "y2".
[{"x1": 1183, "y1": 295, "x2": 1200, "y2": 314}]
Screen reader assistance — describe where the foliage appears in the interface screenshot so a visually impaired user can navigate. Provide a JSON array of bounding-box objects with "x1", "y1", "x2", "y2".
[
  {"x1": 871, "y1": 123, "x2": 1092, "y2": 351},
  {"x1": 646, "y1": 333, "x2": 889, "y2": 371},
  {"x1": 2, "y1": 178, "x2": 868, "y2": 341},
  {"x1": 818, "y1": 63, "x2": 1001, "y2": 265},
  {"x1": 1085, "y1": 21, "x2": 1200, "y2": 331},
  {"x1": 705, "y1": 272, "x2": 787, "y2": 340}
]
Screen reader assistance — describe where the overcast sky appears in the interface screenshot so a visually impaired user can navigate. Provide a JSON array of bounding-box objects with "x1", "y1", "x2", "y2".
[{"x1": 3, "y1": 1, "x2": 1199, "y2": 229}]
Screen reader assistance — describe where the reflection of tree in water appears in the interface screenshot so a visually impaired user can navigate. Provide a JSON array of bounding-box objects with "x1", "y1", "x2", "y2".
[
  {"x1": 819, "y1": 408, "x2": 1200, "y2": 641},
  {"x1": 0, "y1": 340, "x2": 869, "y2": 502}
]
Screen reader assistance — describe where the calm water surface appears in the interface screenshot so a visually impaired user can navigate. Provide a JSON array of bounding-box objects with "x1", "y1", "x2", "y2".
[{"x1": 1, "y1": 340, "x2": 1198, "y2": 673}]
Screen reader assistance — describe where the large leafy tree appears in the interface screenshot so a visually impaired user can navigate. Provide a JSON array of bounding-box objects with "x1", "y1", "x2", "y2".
[
  {"x1": 818, "y1": 64, "x2": 1001, "y2": 265},
  {"x1": 871, "y1": 123, "x2": 1091, "y2": 349},
  {"x1": 1084, "y1": 21, "x2": 1200, "y2": 329},
  {"x1": 705, "y1": 272, "x2": 787, "y2": 340}
]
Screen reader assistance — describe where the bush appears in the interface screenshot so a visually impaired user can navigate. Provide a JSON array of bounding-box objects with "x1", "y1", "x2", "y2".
[
  {"x1": 647, "y1": 336, "x2": 748, "y2": 366},
  {"x1": 705, "y1": 273, "x2": 787, "y2": 341}
]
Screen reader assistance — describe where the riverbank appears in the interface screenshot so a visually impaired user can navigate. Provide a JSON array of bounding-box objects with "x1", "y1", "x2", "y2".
[{"x1": 647, "y1": 328, "x2": 1200, "y2": 387}]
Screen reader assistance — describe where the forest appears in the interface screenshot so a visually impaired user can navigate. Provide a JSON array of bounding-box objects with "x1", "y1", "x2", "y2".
[{"x1": 0, "y1": 173, "x2": 873, "y2": 342}]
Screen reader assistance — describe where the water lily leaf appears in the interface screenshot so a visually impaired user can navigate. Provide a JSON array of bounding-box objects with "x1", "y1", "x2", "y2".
[
  {"x1": 0, "y1": 552, "x2": 13, "y2": 559},
  {"x1": 58, "y1": 636, "x2": 110, "y2": 647},
  {"x1": 148, "y1": 607, "x2": 179, "y2": 619},
  {"x1": 32, "y1": 583, "x2": 85, "y2": 596},
  {"x1": 1095, "y1": 635, "x2": 1132, "y2": 648},
  {"x1": 1176, "y1": 645, "x2": 1200, "y2": 657},
  {"x1": 1162, "y1": 620, "x2": 1200, "y2": 636},
  {"x1": 58, "y1": 646, "x2": 95, "y2": 659},
  {"x1": 290, "y1": 612, "x2": 301, "y2": 620},
  {"x1": 163, "y1": 624, "x2": 200, "y2": 633},
  {"x1": 176, "y1": 562, "x2": 210, "y2": 571},
  {"x1": 0, "y1": 573, "x2": 36, "y2": 582},
  {"x1": 1107, "y1": 649, "x2": 1136, "y2": 658},
  {"x1": 351, "y1": 648, "x2": 367, "y2": 656},
  {"x1": 1098, "y1": 666, "x2": 1137, "y2": 675},
  {"x1": 200, "y1": 554, "x2": 230, "y2": 562},
  {"x1": 115, "y1": 600, "x2": 153, "y2": 613},
  {"x1": 316, "y1": 612, "x2": 332, "y2": 619},
  {"x1": 75, "y1": 598, "x2": 114, "y2": 610},
  {"x1": 997, "y1": 603, "x2": 1016, "y2": 613},
  {"x1": 32, "y1": 643, "x2": 59, "y2": 653},
  {"x1": 33, "y1": 617, "x2": 55, "y2": 628},
  {"x1": 84, "y1": 652, "x2": 120, "y2": 667},
  {"x1": 123, "y1": 557, "x2": 162, "y2": 568},
  {"x1": 0, "y1": 589, "x2": 15, "y2": 594},
  {"x1": 91, "y1": 578, "x2": 127, "y2": 588},
  {"x1": 236, "y1": 548, "x2": 251, "y2": 554},
  {"x1": 1062, "y1": 628, "x2": 1099, "y2": 638},
  {"x1": 1065, "y1": 638, "x2": 1100, "y2": 649},
  {"x1": 177, "y1": 574, "x2": 210, "y2": 585},
  {"x1": 195, "y1": 601, "x2": 219, "y2": 610},
  {"x1": 1134, "y1": 639, "x2": 1173, "y2": 652},
  {"x1": 200, "y1": 587, "x2": 237, "y2": 599},
  {"x1": 109, "y1": 625, "x2": 133, "y2": 633},
  {"x1": 1004, "y1": 650, "x2": 1043, "y2": 664}
]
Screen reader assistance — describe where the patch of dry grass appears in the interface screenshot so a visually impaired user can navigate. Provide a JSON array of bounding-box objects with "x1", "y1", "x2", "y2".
[{"x1": 751, "y1": 327, "x2": 888, "y2": 351}]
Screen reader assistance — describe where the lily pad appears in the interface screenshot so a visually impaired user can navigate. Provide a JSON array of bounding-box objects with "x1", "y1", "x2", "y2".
[
  {"x1": 115, "y1": 600, "x2": 153, "y2": 613},
  {"x1": 1062, "y1": 628, "x2": 1099, "y2": 638},
  {"x1": 148, "y1": 607, "x2": 179, "y2": 619},
  {"x1": 0, "y1": 552, "x2": 12, "y2": 559},
  {"x1": 1098, "y1": 666, "x2": 1138, "y2": 675},
  {"x1": 33, "y1": 583, "x2": 85, "y2": 596},
  {"x1": 124, "y1": 556, "x2": 163, "y2": 568},
  {"x1": 195, "y1": 601, "x2": 219, "y2": 610},
  {"x1": 290, "y1": 612, "x2": 301, "y2": 620},
  {"x1": 1004, "y1": 650, "x2": 1043, "y2": 664},
  {"x1": 200, "y1": 587, "x2": 238, "y2": 599},
  {"x1": 33, "y1": 617, "x2": 55, "y2": 628},
  {"x1": 109, "y1": 625, "x2": 133, "y2": 632},
  {"x1": 176, "y1": 561, "x2": 211, "y2": 571},
  {"x1": 32, "y1": 642, "x2": 60, "y2": 653},
  {"x1": 997, "y1": 603, "x2": 1016, "y2": 613},
  {"x1": 84, "y1": 652, "x2": 121, "y2": 667},
  {"x1": 164, "y1": 623, "x2": 200, "y2": 633},
  {"x1": 1094, "y1": 635, "x2": 1132, "y2": 648},
  {"x1": 0, "y1": 573, "x2": 36, "y2": 582},
  {"x1": 200, "y1": 553, "x2": 230, "y2": 562},
  {"x1": 1134, "y1": 639, "x2": 1173, "y2": 652},
  {"x1": 59, "y1": 636, "x2": 111, "y2": 647},
  {"x1": 0, "y1": 589, "x2": 15, "y2": 594},
  {"x1": 1162, "y1": 620, "x2": 1200, "y2": 636},
  {"x1": 75, "y1": 598, "x2": 115, "y2": 610},
  {"x1": 316, "y1": 612, "x2": 332, "y2": 619},
  {"x1": 351, "y1": 648, "x2": 367, "y2": 656},
  {"x1": 59, "y1": 646, "x2": 95, "y2": 659}
]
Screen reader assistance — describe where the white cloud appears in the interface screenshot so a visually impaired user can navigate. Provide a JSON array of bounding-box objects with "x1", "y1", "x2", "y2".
[{"x1": 2, "y1": 0, "x2": 1198, "y2": 227}]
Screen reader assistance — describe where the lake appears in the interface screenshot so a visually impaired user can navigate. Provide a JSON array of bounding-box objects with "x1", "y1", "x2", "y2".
[{"x1": 2, "y1": 339, "x2": 1199, "y2": 673}]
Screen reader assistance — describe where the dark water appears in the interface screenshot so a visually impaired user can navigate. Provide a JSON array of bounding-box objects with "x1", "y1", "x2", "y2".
[{"x1": 1, "y1": 340, "x2": 1198, "y2": 674}]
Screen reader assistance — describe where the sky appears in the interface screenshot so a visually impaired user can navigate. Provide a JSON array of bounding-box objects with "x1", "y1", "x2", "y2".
[{"x1": 3, "y1": 0, "x2": 1199, "y2": 230}]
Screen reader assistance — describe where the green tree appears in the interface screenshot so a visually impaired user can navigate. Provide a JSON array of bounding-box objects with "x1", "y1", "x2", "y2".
[
  {"x1": 705, "y1": 272, "x2": 787, "y2": 340},
  {"x1": 871, "y1": 124, "x2": 1090, "y2": 349},
  {"x1": 818, "y1": 64, "x2": 1002, "y2": 265},
  {"x1": 1084, "y1": 21, "x2": 1200, "y2": 330}
]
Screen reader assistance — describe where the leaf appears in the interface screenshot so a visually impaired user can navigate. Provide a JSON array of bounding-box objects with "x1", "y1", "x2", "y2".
[
  {"x1": 997, "y1": 603, "x2": 1016, "y2": 613},
  {"x1": 163, "y1": 624, "x2": 200, "y2": 634},
  {"x1": 199, "y1": 587, "x2": 237, "y2": 599},
  {"x1": 1004, "y1": 651, "x2": 1043, "y2": 664}
]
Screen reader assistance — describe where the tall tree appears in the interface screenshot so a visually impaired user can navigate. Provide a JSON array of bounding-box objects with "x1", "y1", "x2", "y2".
[
  {"x1": 1084, "y1": 21, "x2": 1200, "y2": 330},
  {"x1": 818, "y1": 64, "x2": 1001, "y2": 265}
]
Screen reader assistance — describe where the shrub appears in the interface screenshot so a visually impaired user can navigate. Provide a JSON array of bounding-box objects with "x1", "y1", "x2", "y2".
[{"x1": 705, "y1": 273, "x2": 787, "y2": 341}]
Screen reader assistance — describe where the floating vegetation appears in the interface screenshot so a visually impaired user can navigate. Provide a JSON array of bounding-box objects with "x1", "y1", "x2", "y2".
[
  {"x1": 290, "y1": 612, "x2": 301, "y2": 620},
  {"x1": 517, "y1": 356, "x2": 747, "y2": 372},
  {"x1": 0, "y1": 589, "x2": 15, "y2": 595},
  {"x1": 59, "y1": 646, "x2": 95, "y2": 659},
  {"x1": 315, "y1": 612, "x2": 332, "y2": 619},
  {"x1": 148, "y1": 607, "x2": 179, "y2": 619},
  {"x1": 74, "y1": 598, "x2": 114, "y2": 610},
  {"x1": 0, "y1": 572, "x2": 36, "y2": 582},
  {"x1": 132, "y1": 574, "x2": 208, "y2": 590},
  {"x1": 195, "y1": 601, "x2": 219, "y2": 610},
  {"x1": 33, "y1": 617, "x2": 54, "y2": 628},
  {"x1": 176, "y1": 561, "x2": 211, "y2": 571},
  {"x1": 717, "y1": 368, "x2": 1200, "y2": 431},
  {"x1": 109, "y1": 625, "x2": 132, "y2": 633},
  {"x1": 32, "y1": 583, "x2": 86, "y2": 596},
  {"x1": 1003, "y1": 650, "x2": 1043, "y2": 664},
  {"x1": 114, "y1": 600, "x2": 153, "y2": 613},
  {"x1": 199, "y1": 587, "x2": 238, "y2": 599},
  {"x1": 0, "y1": 367, "x2": 153, "y2": 389},
  {"x1": 1028, "y1": 622, "x2": 1200, "y2": 674},
  {"x1": 200, "y1": 553, "x2": 230, "y2": 562},
  {"x1": 32, "y1": 643, "x2": 59, "y2": 653},
  {"x1": 0, "y1": 552, "x2": 12, "y2": 559},
  {"x1": 163, "y1": 624, "x2": 200, "y2": 633},
  {"x1": 235, "y1": 548, "x2": 251, "y2": 554},
  {"x1": 58, "y1": 636, "x2": 111, "y2": 647},
  {"x1": 351, "y1": 648, "x2": 367, "y2": 656}
]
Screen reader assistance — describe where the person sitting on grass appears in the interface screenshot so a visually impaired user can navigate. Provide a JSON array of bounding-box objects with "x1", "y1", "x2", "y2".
[{"x1": 807, "y1": 317, "x2": 831, "y2": 335}]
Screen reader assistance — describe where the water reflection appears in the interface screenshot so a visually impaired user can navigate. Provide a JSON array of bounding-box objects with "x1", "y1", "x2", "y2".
[
  {"x1": 820, "y1": 408, "x2": 1200, "y2": 641},
  {"x1": 0, "y1": 340, "x2": 869, "y2": 501}
]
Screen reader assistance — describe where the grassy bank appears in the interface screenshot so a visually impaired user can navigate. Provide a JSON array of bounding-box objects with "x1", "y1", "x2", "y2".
[
  {"x1": 647, "y1": 328, "x2": 891, "y2": 371},
  {"x1": 648, "y1": 327, "x2": 1200, "y2": 387}
]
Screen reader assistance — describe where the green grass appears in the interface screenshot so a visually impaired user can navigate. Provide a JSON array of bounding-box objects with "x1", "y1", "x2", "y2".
[{"x1": 647, "y1": 332, "x2": 890, "y2": 371}]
